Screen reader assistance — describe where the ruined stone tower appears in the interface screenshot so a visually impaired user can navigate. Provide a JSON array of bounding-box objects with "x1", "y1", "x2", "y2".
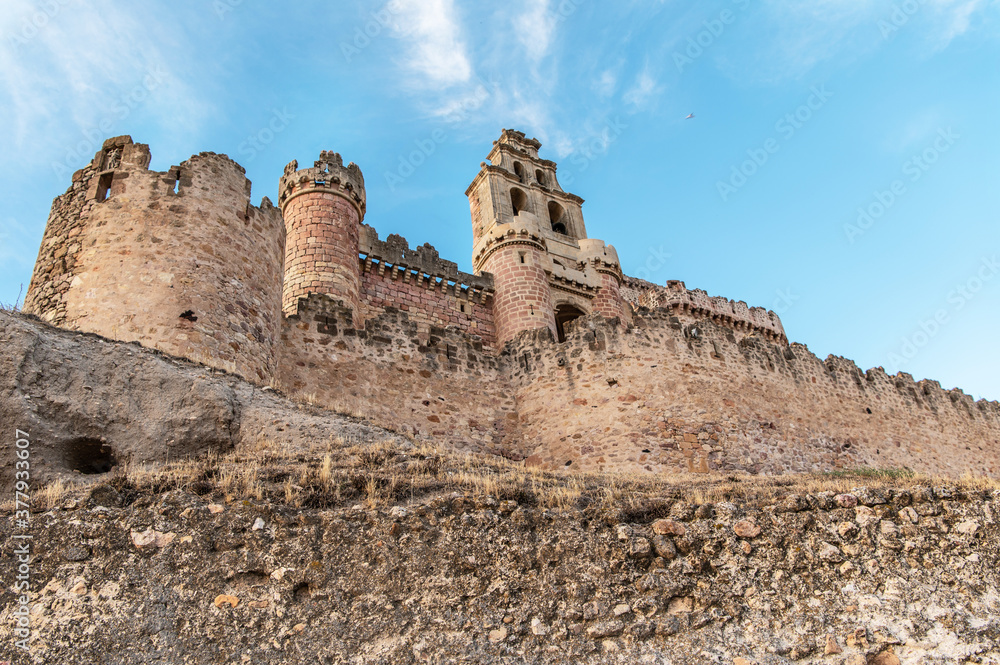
[
  {"x1": 22, "y1": 136, "x2": 286, "y2": 383},
  {"x1": 466, "y1": 129, "x2": 625, "y2": 344},
  {"x1": 278, "y1": 152, "x2": 366, "y2": 325}
]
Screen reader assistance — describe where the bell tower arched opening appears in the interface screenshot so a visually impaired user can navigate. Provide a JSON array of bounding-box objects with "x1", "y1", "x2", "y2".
[{"x1": 548, "y1": 200, "x2": 567, "y2": 235}]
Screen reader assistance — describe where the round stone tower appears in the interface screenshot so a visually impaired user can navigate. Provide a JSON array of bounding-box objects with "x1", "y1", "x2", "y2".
[
  {"x1": 278, "y1": 152, "x2": 366, "y2": 325},
  {"x1": 475, "y1": 219, "x2": 557, "y2": 345},
  {"x1": 580, "y1": 239, "x2": 628, "y2": 324},
  {"x1": 22, "y1": 137, "x2": 286, "y2": 384}
]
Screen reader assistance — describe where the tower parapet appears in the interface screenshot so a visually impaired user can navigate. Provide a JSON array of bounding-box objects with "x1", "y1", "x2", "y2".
[
  {"x1": 279, "y1": 152, "x2": 366, "y2": 323},
  {"x1": 467, "y1": 129, "x2": 627, "y2": 343}
]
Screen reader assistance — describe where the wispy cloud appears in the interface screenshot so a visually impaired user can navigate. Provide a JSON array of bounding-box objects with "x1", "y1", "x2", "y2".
[
  {"x1": 929, "y1": 0, "x2": 987, "y2": 48},
  {"x1": 0, "y1": 1, "x2": 207, "y2": 158},
  {"x1": 514, "y1": 0, "x2": 557, "y2": 62},
  {"x1": 390, "y1": 0, "x2": 472, "y2": 87},
  {"x1": 623, "y1": 65, "x2": 659, "y2": 109},
  {"x1": 594, "y1": 68, "x2": 618, "y2": 98},
  {"x1": 737, "y1": 0, "x2": 997, "y2": 81}
]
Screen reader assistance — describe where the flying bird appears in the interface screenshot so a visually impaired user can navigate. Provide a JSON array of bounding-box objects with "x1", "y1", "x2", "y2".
[{"x1": 685, "y1": 113, "x2": 695, "y2": 119}]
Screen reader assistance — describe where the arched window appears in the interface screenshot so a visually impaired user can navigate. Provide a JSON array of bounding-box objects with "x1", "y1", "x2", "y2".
[
  {"x1": 513, "y1": 162, "x2": 525, "y2": 183},
  {"x1": 554, "y1": 303, "x2": 587, "y2": 342},
  {"x1": 535, "y1": 169, "x2": 545, "y2": 185},
  {"x1": 547, "y1": 201, "x2": 567, "y2": 234},
  {"x1": 510, "y1": 188, "x2": 529, "y2": 216}
]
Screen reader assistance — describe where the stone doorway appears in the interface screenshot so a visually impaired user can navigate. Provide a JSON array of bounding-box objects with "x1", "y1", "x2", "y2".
[{"x1": 554, "y1": 304, "x2": 586, "y2": 342}]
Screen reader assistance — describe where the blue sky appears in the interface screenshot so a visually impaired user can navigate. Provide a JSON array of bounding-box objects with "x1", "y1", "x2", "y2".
[{"x1": 1, "y1": 0, "x2": 998, "y2": 399}]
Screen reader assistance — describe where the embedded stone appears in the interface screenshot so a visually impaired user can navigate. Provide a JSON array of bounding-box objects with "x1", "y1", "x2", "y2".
[
  {"x1": 837, "y1": 521, "x2": 859, "y2": 539},
  {"x1": 651, "y1": 535, "x2": 677, "y2": 560},
  {"x1": 652, "y1": 519, "x2": 685, "y2": 536},
  {"x1": 628, "y1": 537, "x2": 652, "y2": 559},
  {"x1": 834, "y1": 494, "x2": 858, "y2": 508},
  {"x1": 586, "y1": 620, "x2": 625, "y2": 638},
  {"x1": 819, "y1": 542, "x2": 844, "y2": 563},
  {"x1": 733, "y1": 520, "x2": 761, "y2": 539}
]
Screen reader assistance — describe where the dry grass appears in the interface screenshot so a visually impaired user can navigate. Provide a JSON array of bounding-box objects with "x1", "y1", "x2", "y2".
[
  {"x1": 38, "y1": 478, "x2": 68, "y2": 509},
  {"x1": 19, "y1": 432, "x2": 1000, "y2": 519}
]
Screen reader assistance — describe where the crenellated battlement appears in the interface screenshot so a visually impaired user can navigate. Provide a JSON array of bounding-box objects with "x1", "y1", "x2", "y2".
[
  {"x1": 20, "y1": 129, "x2": 998, "y2": 480},
  {"x1": 361, "y1": 227, "x2": 494, "y2": 295},
  {"x1": 22, "y1": 137, "x2": 286, "y2": 382},
  {"x1": 279, "y1": 151, "x2": 366, "y2": 219},
  {"x1": 504, "y1": 310, "x2": 999, "y2": 476},
  {"x1": 622, "y1": 276, "x2": 787, "y2": 343}
]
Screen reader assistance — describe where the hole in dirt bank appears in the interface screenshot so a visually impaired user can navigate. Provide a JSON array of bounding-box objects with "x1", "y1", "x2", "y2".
[
  {"x1": 293, "y1": 583, "x2": 312, "y2": 601},
  {"x1": 179, "y1": 310, "x2": 198, "y2": 322},
  {"x1": 66, "y1": 438, "x2": 117, "y2": 474}
]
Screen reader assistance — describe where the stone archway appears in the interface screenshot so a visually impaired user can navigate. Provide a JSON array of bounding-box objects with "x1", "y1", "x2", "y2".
[{"x1": 554, "y1": 303, "x2": 587, "y2": 342}]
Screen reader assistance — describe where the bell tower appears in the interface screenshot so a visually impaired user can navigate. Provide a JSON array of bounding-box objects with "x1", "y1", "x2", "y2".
[{"x1": 466, "y1": 129, "x2": 626, "y2": 345}]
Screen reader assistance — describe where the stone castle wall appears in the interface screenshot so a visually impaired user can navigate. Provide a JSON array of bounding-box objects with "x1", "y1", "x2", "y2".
[
  {"x1": 358, "y1": 228, "x2": 497, "y2": 347},
  {"x1": 19, "y1": 135, "x2": 999, "y2": 480},
  {"x1": 482, "y1": 241, "x2": 557, "y2": 345},
  {"x1": 506, "y1": 311, "x2": 1000, "y2": 477},
  {"x1": 276, "y1": 294, "x2": 521, "y2": 455},
  {"x1": 22, "y1": 137, "x2": 286, "y2": 384},
  {"x1": 622, "y1": 276, "x2": 786, "y2": 343}
]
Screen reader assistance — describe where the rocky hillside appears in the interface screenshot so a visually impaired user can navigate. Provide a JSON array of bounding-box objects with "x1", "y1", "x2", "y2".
[{"x1": 1, "y1": 310, "x2": 999, "y2": 664}]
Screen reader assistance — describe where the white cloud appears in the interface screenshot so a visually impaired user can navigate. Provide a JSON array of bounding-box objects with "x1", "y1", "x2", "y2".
[
  {"x1": 742, "y1": 0, "x2": 997, "y2": 80},
  {"x1": 623, "y1": 67, "x2": 659, "y2": 108},
  {"x1": 0, "y1": 1, "x2": 207, "y2": 156},
  {"x1": 884, "y1": 108, "x2": 946, "y2": 151},
  {"x1": 390, "y1": 0, "x2": 472, "y2": 87},
  {"x1": 514, "y1": 0, "x2": 557, "y2": 62},
  {"x1": 928, "y1": 0, "x2": 987, "y2": 47},
  {"x1": 594, "y1": 69, "x2": 618, "y2": 98}
]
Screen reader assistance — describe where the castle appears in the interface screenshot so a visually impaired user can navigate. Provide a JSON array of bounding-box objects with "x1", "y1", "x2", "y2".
[{"x1": 21, "y1": 131, "x2": 1000, "y2": 477}]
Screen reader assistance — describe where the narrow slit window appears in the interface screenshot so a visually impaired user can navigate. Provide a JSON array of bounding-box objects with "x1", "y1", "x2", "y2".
[{"x1": 96, "y1": 173, "x2": 113, "y2": 202}]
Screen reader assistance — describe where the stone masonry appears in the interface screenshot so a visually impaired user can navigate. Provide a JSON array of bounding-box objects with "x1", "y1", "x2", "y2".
[
  {"x1": 19, "y1": 130, "x2": 1000, "y2": 478},
  {"x1": 279, "y1": 151, "x2": 366, "y2": 324}
]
